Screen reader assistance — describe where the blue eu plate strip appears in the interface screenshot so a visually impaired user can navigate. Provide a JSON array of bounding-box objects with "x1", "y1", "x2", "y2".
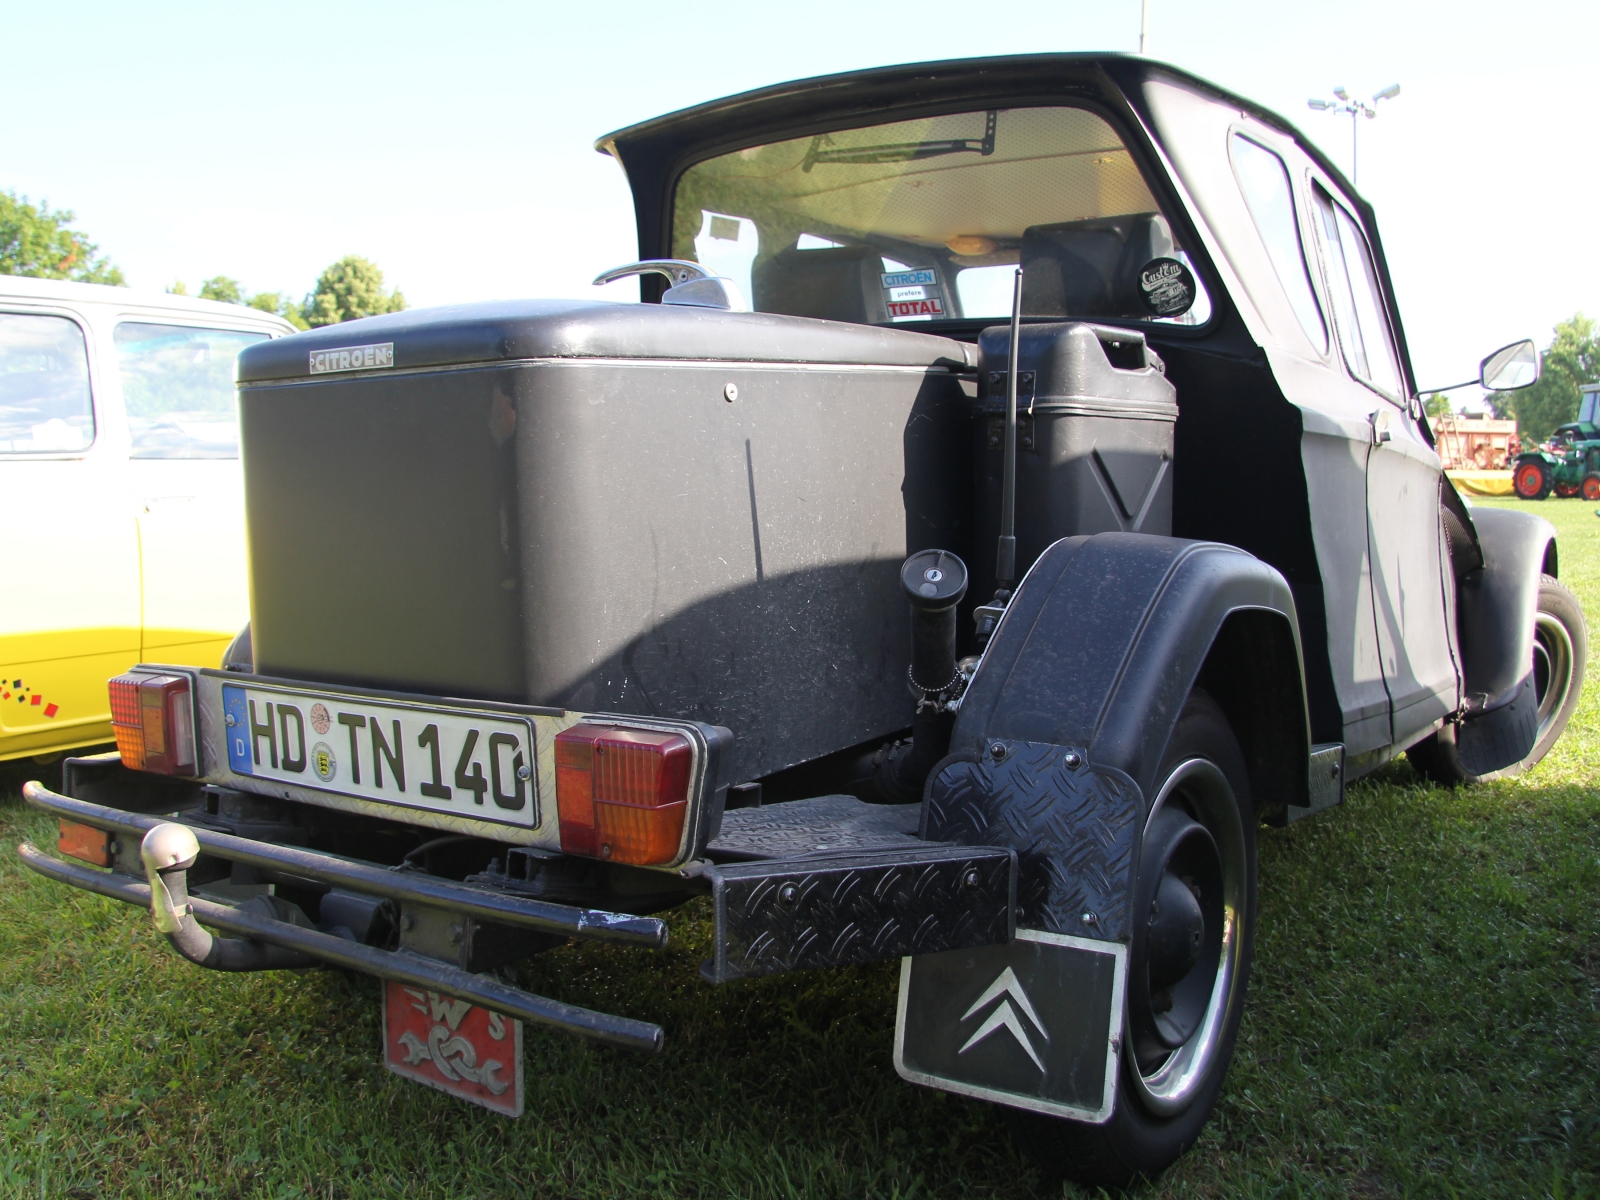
[{"x1": 222, "y1": 685, "x2": 253, "y2": 775}]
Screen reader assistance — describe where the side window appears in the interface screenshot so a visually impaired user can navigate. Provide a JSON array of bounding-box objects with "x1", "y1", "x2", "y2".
[
  {"x1": 0, "y1": 313, "x2": 94, "y2": 454},
  {"x1": 1229, "y1": 134, "x2": 1327, "y2": 352},
  {"x1": 1311, "y1": 187, "x2": 1405, "y2": 400},
  {"x1": 114, "y1": 323, "x2": 268, "y2": 459}
]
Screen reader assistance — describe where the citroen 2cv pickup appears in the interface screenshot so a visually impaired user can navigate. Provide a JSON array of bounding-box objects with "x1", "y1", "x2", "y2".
[{"x1": 19, "y1": 55, "x2": 1584, "y2": 1186}]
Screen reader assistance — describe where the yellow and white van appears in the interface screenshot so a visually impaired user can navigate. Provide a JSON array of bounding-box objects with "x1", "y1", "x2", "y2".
[{"x1": 1, "y1": 276, "x2": 295, "y2": 761}]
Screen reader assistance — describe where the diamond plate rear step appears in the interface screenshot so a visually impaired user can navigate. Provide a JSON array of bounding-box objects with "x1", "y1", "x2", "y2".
[
  {"x1": 702, "y1": 840, "x2": 1015, "y2": 984},
  {"x1": 706, "y1": 793, "x2": 925, "y2": 862}
]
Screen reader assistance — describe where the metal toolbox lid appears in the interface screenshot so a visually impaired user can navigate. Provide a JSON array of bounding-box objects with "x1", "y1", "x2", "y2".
[{"x1": 237, "y1": 299, "x2": 977, "y2": 384}]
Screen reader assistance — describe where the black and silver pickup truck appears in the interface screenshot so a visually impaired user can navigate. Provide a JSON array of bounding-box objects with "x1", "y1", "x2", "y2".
[{"x1": 18, "y1": 54, "x2": 1585, "y2": 1187}]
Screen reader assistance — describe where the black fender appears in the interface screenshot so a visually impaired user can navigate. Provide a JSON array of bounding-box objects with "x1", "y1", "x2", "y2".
[
  {"x1": 923, "y1": 533, "x2": 1309, "y2": 941},
  {"x1": 1451, "y1": 507, "x2": 1556, "y2": 774}
]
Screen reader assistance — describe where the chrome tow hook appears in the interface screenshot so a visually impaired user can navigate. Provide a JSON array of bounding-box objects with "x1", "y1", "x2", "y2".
[
  {"x1": 138, "y1": 822, "x2": 315, "y2": 972},
  {"x1": 140, "y1": 822, "x2": 199, "y2": 935}
]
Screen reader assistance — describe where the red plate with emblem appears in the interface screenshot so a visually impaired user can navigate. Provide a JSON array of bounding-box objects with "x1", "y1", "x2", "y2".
[{"x1": 382, "y1": 980, "x2": 524, "y2": 1116}]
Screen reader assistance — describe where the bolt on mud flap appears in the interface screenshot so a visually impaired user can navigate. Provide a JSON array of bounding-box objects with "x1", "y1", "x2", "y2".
[
  {"x1": 894, "y1": 929, "x2": 1127, "y2": 1123},
  {"x1": 701, "y1": 844, "x2": 1016, "y2": 984}
]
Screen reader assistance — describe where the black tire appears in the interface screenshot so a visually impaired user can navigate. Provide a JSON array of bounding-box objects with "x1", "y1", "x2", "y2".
[
  {"x1": 1409, "y1": 574, "x2": 1587, "y2": 785},
  {"x1": 1005, "y1": 691, "x2": 1258, "y2": 1189},
  {"x1": 1513, "y1": 457, "x2": 1553, "y2": 500},
  {"x1": 222, "y1": 623, "x2": 252, "y2": 672},
  {"x1": 1583, "y1": 473, "x2": 1600, "y2": 503}
]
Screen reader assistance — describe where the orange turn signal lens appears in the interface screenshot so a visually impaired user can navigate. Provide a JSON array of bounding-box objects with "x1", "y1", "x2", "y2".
[
  {"x1": 108, "y1": 672, "x2": 195, "y2": 775},
  {"x1": 58, "y1": 820, "x2": 112, "y2": 867},
  {"x1": 554, "y1": 724, "x2": 693, "y2": 865}
]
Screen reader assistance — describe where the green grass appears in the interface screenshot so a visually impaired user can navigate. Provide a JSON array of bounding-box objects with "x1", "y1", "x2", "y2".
[{"x1": 2, "y1": 495, "x2": 1597, "y2": 1199}]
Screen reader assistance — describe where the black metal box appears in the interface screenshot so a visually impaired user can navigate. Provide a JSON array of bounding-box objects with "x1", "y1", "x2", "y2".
[{"x1": 235, "y1": 301, "x2": 976, "y2": 783}]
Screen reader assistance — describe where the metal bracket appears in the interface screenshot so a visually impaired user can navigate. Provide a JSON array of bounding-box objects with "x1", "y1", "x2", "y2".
[
  {"x1": 1287, "y1": 742, "x2": 1345, "y2": 822},
  {"x1": 592, "y1": 259, "x2": 748, "y2": 311}
]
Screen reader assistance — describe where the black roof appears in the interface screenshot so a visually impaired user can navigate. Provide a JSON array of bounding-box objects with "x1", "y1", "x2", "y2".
[{"x1": 597, "y1": 53, "x2": 1334, "y2": 186}]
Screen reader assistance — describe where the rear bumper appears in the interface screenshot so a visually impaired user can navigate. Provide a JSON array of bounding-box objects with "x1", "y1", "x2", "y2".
[
  {"x1": 20, "y1": 783, "x2": 1021, "y2": 1054},
  {"x1": 18, "y1": 782, "x2": 666, "y2": 1053}
]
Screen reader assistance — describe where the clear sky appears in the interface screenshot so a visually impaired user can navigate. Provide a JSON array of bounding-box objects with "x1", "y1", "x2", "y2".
[{"x1": 5, "y1": 0, "x2": 1593, "y2": 394}]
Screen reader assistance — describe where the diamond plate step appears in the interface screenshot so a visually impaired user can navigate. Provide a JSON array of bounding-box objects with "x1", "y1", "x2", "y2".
[{"x1": 702, "y1": 842, "x2": 1015, "y2": 983}]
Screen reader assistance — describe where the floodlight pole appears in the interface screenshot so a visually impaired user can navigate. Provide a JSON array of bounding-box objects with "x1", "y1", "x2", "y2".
[
  {"x1": 1140, "y1": 0, "x2": 1149, "y2": 53},
  {"x1": 1306, "y1": 84, "x2": 1400, "y2": 187}
]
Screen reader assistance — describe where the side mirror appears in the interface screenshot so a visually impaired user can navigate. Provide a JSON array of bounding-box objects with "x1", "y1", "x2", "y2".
[{"x1": 1480, "y1": 340, "x2": 1539, "y2": 391}]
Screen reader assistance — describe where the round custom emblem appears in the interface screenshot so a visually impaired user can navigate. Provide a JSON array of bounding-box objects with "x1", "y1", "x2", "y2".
[
  {"x1": 311, "y1": 741, "x2": 337, "y2": 783},
  {"x1": 1137, "y1": 257, "x2": 1197, "y2": 317},
  {"x1": 310, "y1": 703, "x2": 331, "y2": 735}
]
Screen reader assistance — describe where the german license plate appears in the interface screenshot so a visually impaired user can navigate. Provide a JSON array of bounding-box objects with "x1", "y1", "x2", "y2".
[
  {"x1": 382, "y1": 980, "x2": 524, "y2": 1116},
  {"x1": 221, "y1": 683, "x2": 538, "y2": 827}
]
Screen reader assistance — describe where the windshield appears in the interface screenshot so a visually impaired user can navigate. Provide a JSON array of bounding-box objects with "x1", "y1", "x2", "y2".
[{"x1": 671, "y1": 105, "x2": 1209, "y2": 328}]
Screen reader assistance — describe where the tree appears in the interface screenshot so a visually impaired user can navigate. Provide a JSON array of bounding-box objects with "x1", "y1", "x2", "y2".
[
  {"x1": 166, "y1": 277, "x2": 309, "y2": 330},
  {"x1": 1423, "y1": 392, "x2": 1452, "y2": 419},
  {"x1": 302, "y1": 256, "x2": 406, "y2": 327},
  {"x1": 199, "y1": 275, "x2": 245, "y2": 305},
  {"x1": 0, "y1": 191, "x2": 124, "y2": 285},
  {"x1": 1492, "y1": 315, "x2": 1600, "y2": 444}
]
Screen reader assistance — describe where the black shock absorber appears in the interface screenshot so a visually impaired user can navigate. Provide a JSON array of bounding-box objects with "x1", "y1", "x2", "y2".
[{"x1": 875, "y1": 549, "x2": 969, "y2": 802}]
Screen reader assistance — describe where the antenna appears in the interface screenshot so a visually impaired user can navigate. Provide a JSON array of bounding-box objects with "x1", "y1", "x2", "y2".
[{"x1": 995, "y1": 267, "x2": 1023, "y2": 593}]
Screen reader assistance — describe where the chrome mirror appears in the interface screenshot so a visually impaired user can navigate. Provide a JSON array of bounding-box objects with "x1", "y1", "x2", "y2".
[{"x1": 1480, "y1": 340, "x2": 1539, "y2": 391}]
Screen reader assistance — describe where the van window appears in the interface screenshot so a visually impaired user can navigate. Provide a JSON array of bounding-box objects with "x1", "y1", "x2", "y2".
[
  {"x1": 1311, "y1": 187, "x2": 1405, "y2": 400},
  {"x1": 672, "y1": 106, "x2": 1210, "y2": 327},
  {"x1": 114, "y1": 323, "x2": 268, "y2": 458},
  {"x1": 0, "y1": 313, "x2": 94, "y2": 454},
  {"x1": 1229, "y1": 135, "x2": 1327, "y2": 352}
]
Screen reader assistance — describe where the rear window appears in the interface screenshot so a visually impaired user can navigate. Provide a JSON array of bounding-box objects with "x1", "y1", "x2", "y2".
[
  {"x1": 672, "y1": 106, "x2": 1209, "y2": 328},
  {"x1": 0, "y1": 312, "x2": 94, "y2": 454},
  {"x1": 114, "y1": 322, "x2": 268, "y2": 458}
]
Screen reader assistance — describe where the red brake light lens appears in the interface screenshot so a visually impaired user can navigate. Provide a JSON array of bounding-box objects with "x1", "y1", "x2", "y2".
[
  {"x1": 108, "y1": 673, "x2": 195, "y2": 775},
  {"x1": 554, "y1": 724, "x2": 694, "y2": 865}
]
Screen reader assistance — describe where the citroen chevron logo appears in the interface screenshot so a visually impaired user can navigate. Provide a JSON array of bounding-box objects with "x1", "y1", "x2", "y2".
[{"x1": 957, "y1": 966, "x2": 1049, "y2": 1071}]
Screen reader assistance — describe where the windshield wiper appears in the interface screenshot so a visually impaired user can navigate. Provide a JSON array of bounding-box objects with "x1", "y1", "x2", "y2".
[{"x1": 802, "y1": 110, "x2": 996, "y2": 172}]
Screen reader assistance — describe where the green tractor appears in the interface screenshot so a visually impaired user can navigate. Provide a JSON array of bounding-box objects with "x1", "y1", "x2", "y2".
[{"x1": 1512, "y1": 385, "x2": 1600, "y2": 500}]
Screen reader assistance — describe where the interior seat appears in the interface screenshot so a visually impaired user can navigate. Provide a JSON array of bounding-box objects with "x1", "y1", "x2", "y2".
[
  {"x1": 1020, "y1": 213, "x2": 1174, "y2": 318},
  {"x1": 752, "y1": 245, "x2": 890, "y2": 324}
]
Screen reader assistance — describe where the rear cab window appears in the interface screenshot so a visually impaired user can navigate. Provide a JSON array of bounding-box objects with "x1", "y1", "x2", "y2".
[
  {"x1": 0, "y1": 313, "x2": 94, "y2": 454},
  {"x1": 671, "y1": 106, "x2": 1210, "y2": 329},
  {"x1": 113, "y1": 323, "x2": 269, "y2": 458}
]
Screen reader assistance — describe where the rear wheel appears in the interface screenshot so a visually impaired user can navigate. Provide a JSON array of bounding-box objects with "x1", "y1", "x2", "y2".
[
  {"x1": 1409, "y1": 574, "x2": 1587, "y2": 784},
  {"x1": 1513, "y1": 458, "x2": 1553, "y2": 500},
  {"x1": 1006, "y1": 691, "x2": 1257, "y2": 1188}
]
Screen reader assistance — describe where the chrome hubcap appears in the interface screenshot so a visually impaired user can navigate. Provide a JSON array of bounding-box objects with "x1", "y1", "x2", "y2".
[
  {"x1": 1532, "y1": 610, "x2": 1575, "y2": 746},
  {"x1": 1126, "y1": 758, "x2": 1246, "y2": 1116}
]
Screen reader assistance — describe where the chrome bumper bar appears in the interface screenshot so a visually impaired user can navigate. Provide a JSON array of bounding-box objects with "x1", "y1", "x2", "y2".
[{"x1": 18, "y1": 782, "x2": 666, "y2": 1053}]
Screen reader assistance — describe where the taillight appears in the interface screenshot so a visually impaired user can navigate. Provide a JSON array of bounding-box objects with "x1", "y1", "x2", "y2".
[
  {"x1": 108, "y1": 672, "x2": 195, "y2": 775},
  {"x1": 554, "y1": 724, "x2": 694, "y2": 865}
]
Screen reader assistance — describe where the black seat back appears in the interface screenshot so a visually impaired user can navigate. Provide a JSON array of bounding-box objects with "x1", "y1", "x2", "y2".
[
  {"x1": 752, "y1": 245, "x2": 889, "y2": 324},
  {"x1": 1020, "y1": 213, "x2": 1174, "y2": 318}
]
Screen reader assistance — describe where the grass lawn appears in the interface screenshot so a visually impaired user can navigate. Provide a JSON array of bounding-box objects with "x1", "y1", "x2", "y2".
[{"x1": 2, "y1": 495, "x2": 1597, "y2": 1199}]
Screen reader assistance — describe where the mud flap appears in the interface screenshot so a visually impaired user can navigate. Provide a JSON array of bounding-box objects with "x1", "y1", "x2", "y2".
[{"x1": 894, "y1": 928, "x2": 1126, "y2": 1122}]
